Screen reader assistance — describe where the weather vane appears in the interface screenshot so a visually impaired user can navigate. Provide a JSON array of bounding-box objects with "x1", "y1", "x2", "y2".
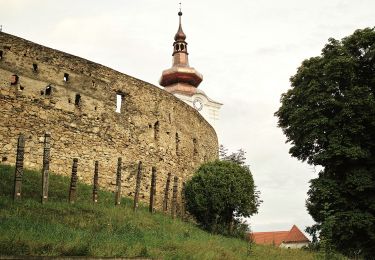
[{"x1": 179, "y1": 2, "x2": 182, "y2": 12}]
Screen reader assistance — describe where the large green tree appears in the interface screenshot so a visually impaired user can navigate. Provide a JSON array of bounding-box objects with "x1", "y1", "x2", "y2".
[
  {"x1": 275, "y1": 28, "x2": 375, "y2": 258},
  {"x1": 185, "y1": 160, "x2": 260, "y2": 236}
]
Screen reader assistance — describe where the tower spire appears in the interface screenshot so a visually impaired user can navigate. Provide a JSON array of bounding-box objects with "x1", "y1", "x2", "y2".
[
  {"x1": 174, "y1": 5, "x2": 186, "y2": 43},
  {"x1": 159, "y1": 7, "x2": 203, "y2": 95},
  {"x1": 178, "y1": 2, "x2": 183, "y2": 26}
]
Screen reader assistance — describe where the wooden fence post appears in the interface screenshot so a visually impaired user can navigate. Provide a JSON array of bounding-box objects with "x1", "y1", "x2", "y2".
[
  {"x1": 41, "y1": 132, "x2": 51, "y2": 204},
  {"x1": 171, "y1": 176, "x2": 179, "y2": 218},
  {"x1": 115, "y1": 157, "x2": 122, "y2": 206},
  {"x1": 163, "y1": 173, "x2": 171, "y2": 212},
  {"x1": 93, "y1": 160, "x2": 99, "y2": 203},
  {"x1": 149, "y1": 166, "x2": 157, "y2": 213},
  {"x1": 13, "y1": 134, "x2": 25, "y2": 200},
  {"x1": 69, "y1": 158, "x2": 78, "y2": 203},
  {"x1": 133, "y1": 161, "x2": 143, "y2": 211}
]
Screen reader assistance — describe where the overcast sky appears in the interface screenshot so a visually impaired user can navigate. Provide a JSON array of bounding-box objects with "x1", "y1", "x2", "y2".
[{"x1": 1, "y1": 0, "x2": 374, "y2": 234}]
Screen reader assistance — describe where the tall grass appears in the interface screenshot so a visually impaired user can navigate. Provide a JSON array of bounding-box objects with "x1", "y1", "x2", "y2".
[{"x1": 0, "y1": 164, "x2": 330, "y2": 259}]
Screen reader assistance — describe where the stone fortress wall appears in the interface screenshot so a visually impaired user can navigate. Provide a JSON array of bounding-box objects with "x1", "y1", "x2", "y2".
[{"x1": 0, "y1": 32, "x2": 219, "y2": 210}]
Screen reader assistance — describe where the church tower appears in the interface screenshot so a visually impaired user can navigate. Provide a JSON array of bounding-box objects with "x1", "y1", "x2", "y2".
[{"x1": 160, "y1": 9, "x2": 222, "y2": 128}]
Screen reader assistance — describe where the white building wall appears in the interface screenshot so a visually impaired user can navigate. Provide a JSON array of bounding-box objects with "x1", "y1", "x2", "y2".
[
  {"x1": 174, "y1": 92, "x2": 222, "y2": 129},
  {"x1": 280, "y1": 242, "x2": 309, "y2": 249}
]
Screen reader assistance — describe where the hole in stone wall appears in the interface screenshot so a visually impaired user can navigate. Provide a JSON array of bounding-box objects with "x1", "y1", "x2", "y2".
[
  {"x1": 92, "y1": 80, "x2": 95, "y2": 87},
  {"x1": 68, "y1": 98, "x2": 71, "y2": 103},
  {"x1": 32, "y1": 63, "x2": 38, "y2": 72},
  {"x1": 75, "y1": 94, "x2": 81, "y2": 106},
  {"x1": 40, "y1": 90, "x2": 44, "y2": 95},
  {"x1": 193, "y1": 138, "x2": 198, "y2": 155},
  {"x1": 10, "y1": 75, "x2": 19, "y2": 85},
  {"x1": 2, "y1": 156, "x2": 7, "y2": 162},
  {"x1": 176, "y1": 133, "x2": 180, "y2": 155},
  {"x1": 94, "y1": 106, "x2": 97, "y2": 111},
  {"x1": 115, "y1": 94, "x2": 123, "y2": 113},
  {"x1": 19, "y1": 85, "x2": 24, "y2": 91},
  {"x1": 45, "y1": 85, "x2": 52, "y2": 96},
  {"x1": 63, "y1": 73, "x2": 69, "y2": 82},
  {"x1": 154, "y1": 121, "x2": 160, "y2": 140},
  {"x1": 148, "y1": 124, "x2": 152, "y2": 128},
  {"x1": 0, "y1": 50, "x2": 3, "y2": 59}
]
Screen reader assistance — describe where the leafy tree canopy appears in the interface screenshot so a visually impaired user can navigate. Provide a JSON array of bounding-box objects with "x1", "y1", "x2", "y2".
[
  {"x1": 185, "y1": 149, "x2": 260, "y2": 237},
  {"x1": 275, "y1": 28, "x2": 375, "y2": 258}
]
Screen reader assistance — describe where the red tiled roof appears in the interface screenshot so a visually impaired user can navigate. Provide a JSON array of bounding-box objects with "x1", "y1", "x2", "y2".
[
  {"x1": 251, "y1": 231, "x2": 289, "y2": 246},
  {"x1": 283, "y1": 225, "x2": 310, "y2": 244},
  {"x1": 250, "y1": 225, "x2": 310, "y2": 246}
]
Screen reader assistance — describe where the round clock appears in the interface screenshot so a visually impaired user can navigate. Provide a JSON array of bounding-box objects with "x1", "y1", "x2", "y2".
[{"x1": 193, "y1": 99, "x2": 203, "y2": 111}]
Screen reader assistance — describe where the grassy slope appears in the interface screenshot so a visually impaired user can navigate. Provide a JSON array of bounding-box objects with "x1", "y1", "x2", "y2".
[{"x1": 0, "y1": 164, "x2": 320, "y2": 259}]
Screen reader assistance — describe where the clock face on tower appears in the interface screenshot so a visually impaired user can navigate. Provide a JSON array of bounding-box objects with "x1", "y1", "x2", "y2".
[{"x1": 193, "y1": 98, "x2": 203, "y2": 111}]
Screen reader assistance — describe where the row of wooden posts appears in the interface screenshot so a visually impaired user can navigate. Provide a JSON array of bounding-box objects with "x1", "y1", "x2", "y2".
[{"x1": 11, "y1": 133, "x2": 186, "y2": 218}]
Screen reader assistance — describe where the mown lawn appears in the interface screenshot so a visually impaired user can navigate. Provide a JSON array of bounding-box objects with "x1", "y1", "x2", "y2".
[{"x1": 0, "y1": 164, "x2": 336, "y2": 259}]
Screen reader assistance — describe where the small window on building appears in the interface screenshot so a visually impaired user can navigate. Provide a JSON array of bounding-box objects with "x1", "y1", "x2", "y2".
[
  {"x1": 63, "y1": 73, "x2": 69, "y2": 82},
  {"x1": 45, "y1": 85, "x2": 52, "y2": 96},
  {"x1": 10, "y1": 75, "x2": 19, "y2": 85},
  {"x1": 115, "y1": 93, "x2": 123, "y2": 113},
  {"x1": 32, "y1": 63, "x2": 38, "y2": 72},
  {"x1": 0, "y1": 51, "x2": 3, "y2": 60},
  {"x1": 75, "y1": 94, "x2": 81, "y2": 106}
]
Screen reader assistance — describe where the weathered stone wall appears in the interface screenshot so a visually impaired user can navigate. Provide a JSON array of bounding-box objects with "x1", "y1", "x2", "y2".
[{"x1": 0, "y1": 32, "x2": 219, "y2": 210}]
